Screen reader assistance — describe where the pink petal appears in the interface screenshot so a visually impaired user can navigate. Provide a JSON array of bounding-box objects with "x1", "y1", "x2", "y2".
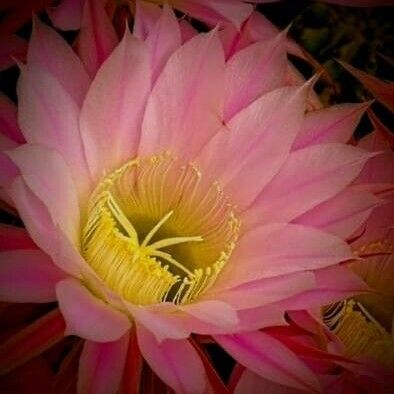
[
  {"x1": 57, "y1": 278, "x2": 131, "y2": 342},
  {"x1": 0, "y1": 249, "x2": 66, "y2": 303},
  {"x1": 133, "y1": 1, "x2": 161, "y2": 40},
  {"x1": 246, "y1": 143, "x2": 375, "y2": 225},
  {"x1": 214, "y1": 331, "x2": 320, "y2": 393},
  {"x1": 196, "y1": 85, "x2": 308, "y2": 209},
  {"x1": 176, "y1": 0, "x2": 252, "y2": 29},
  {"x1": 126, "y1": 303, "x2": 190, "y2": 342},
  {"x1": 0, "y1": 34, "x2": 27, "y2": 72},
  {"x1": 80, "y1": 30, "x2": 150, "y2": 183},
  {"x1": 179, "y1": 19, "x2": 198, "y2": 43},
  {"x1": 145, "y1": 4, "x2": 181, "y2": 83},
  {"x1": 27, "y1": 19, "x2": 90, "y2": 107},
  {"x1": 339, "y1": 60, "x2": 394, "y2": 112},
  {"x1": 206, "y1": 271, "x2": 315, "y2": 310},
  {"x1": 292, "y1": 102, "x2": 370, "y2": 150},
  {"x1": 139, "y1": 29, "x2": 225, "y2": 160},
  {"x1": 0, "y1": 133, "x2": 18, "y2": 189},
  {"x1": 136, "y1": 323, "x2": 206, "y2": 394},
  {"x1": 293, "y1": 188, "x2": 383, "y2": 239},
  {"x1": 274, "y1": 265, "x2": 371, "y2": 311},
  {"x1": 9, "y1": 177, "x2": 85, "y2": 277},
  {"x1": 47, "y1": 0, "x2": 84, "y2": 31},
  {"x1": 0, "y1": 224, "x2": 36, "y2": 250},
  {"x1": 7, "y1": 144, "x2": 80, "y2": 244},
  {"x1": 235, "y1": 369, "x2": 305, "y2": 394},
  {"x1": 215, "y1": 223, "x2": 353, "y2": 288},
  {"x1": 224, "y1": 30, "x2": 287, "y2": 121},
  {"x1": 180, "y1": 300, "x2": 239, "y2": 328},
  {"x1": 78, "y1": 334, "x2": 129, "y2": 394},
  {"x1": 77, "y1": 0, "x2": 118, "y2": 78},
  {"x1": 0, "y1": 92, "x2": 25, "y2": 143},
  {"x1": 17, "y1": 65, "x2": 91, "y2": 197}
]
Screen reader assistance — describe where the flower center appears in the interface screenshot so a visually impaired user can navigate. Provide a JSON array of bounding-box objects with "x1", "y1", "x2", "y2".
[{"x1": 81, "y1": 153, "x2": 240, "y2": 305}]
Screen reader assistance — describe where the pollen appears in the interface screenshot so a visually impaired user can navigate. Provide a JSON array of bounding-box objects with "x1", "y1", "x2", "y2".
[{"x1": 81, "y1": 153, "x2": 240, "y2": 305}]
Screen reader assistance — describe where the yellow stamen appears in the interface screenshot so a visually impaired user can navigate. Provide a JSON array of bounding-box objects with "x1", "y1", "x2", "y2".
[{"x1": 81, "y1": 154, "x2": 240, "y2": 305}]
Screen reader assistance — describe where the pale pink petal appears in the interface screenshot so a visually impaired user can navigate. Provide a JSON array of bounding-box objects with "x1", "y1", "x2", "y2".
[
  {"x1": 126, "y1": 303, "x2": 190, "y2": 342},
  {"x1": 196, "y1": 85, "x2": 308, "y2": 208},
  {"x1": 7, "y1": 144, "x2": 80, "y2": 244},
  {"x1": 339, "y1": 60, "x2": 394, "y2": 112},
  {"x1": 246, "y1": 143, "x2": 375, "y2": 225},
  {"x1": 80, "y1": 31, "x2": 150, "y2": 183},
  {"x1": 77, "y1": 0, "x2": 118, "y2": 78},
  {"x1": 136, "y1": 323, "x2": 206, "y2": 394},
  {"x1": 292, "y1": 102, "x2": 370, "y2": 150},
  {"x1": 27, "y1": 19, "x2": 90, "y2": 106},
  {"x1": 0, "y1": 34, "x2": 27, "y2": 72},
  {"x1": 0, "y1": 92, "x2": 25, "y2": 143},
  {"x1": 235, "y1": 369, "x2": 305, "y2": 394},
  {"x1": 215, "y1": 331, "x2": 320, "y2": 393},
  {"x1": 224, "y1": 31, "x2": 287, "y2": 121},
  {"x1": 177, "y1": 0, "x2": 253, "y2": 29},
  {"x1": 57, "y1": 278, "x2": 131, "y2": 342},
  {"x1": 139, "y1": 29, "x2": 225, "y2": 160},
  {"x1": 78, "y1": 334, "x2": 129, "y2": 394},
  {"x1": 47, "y1": 0, "x2": 84, "y2": 30},
  {"x1": 179, "y1": 300, "x2": 239, "y2": 327},
  {"x1": 294, "y1": 188, "x2": 383, "y2": 239},
  {"x1": 273, "y1": 265, "x2": 371, "y2": 311},
  {"x1": 133, "y1": 1, "x2": 161, "y2": 40},
  {"x1": 145, "y1": 4, "x2": 181, "y2": 82},
  {"x1": 0, "y1": 224, "x2": 36, "y2": 250},
  {"x1": 17, "y1": 65, "x2": 91, "y2": 197},
  {"x1": 215, "y1": 223, "x2": 353, "y2": 288},
  {"x1": 9, "y1": 177, "x2": 85, "y2": 277},
  {"x1": 206, "y1": 271, "x2": 315, "y2": 310},
  {"x1": 0, "y1": 249, "x2": 66, "y2": 302}
]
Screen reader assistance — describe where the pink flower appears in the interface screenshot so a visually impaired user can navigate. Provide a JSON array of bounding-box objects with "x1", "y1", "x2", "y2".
[{"x1": 0, "y1": 6, "x2": 379, "y2": 394}]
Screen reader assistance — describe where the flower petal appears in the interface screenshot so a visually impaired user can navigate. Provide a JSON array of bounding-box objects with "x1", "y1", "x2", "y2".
[
  {"x1": 246, "y1": 143, "x2": 375, "y2": 225},
  {"x1": 196, "y1": 85, "x2": 308, "y2": 208},
  {"x1": 139, "y1": 28, "x2": 225, "y2": 161},
  {"x1": 292, "y1": 102, "x2": 370, "y2": 150},
  {"x1": 47, "y1": 0, "x2": 84, "y2": 31},
  {"x1": 126, "y1": 303, "x2": 190, "y2": 342},
  {"x1": 176, "y1": 0, "x2": 253, "y2": 30},
  {"x1": 224, "y1": 31, "x2": 287, "y2": 121},
  {"x1": 0, "y1": 224, "x2": 36, "y2": 250},
  {"x1": 215, "y1": 331, "x2": 320, "y2": 393},
  {"x1": 339, "y1": 60, "x2": 394, "y2": 112},
  {"x1": 207, "y1": 271, "x2": 315, "y2": 310},
  {"x1": 235, "y1": 369, "x2": 306, "y2": 394},
  {"x1": 145, "y1": 3, "x2": 181, "y2": 82},
  {"x1": 78, "y1": 334, "x2": 129, "y2": 394},
  {"x1": 17, "y1": 65, "x2": 91, "y2": 196},
  {"x1": 0, "y1": 92, "x2": 24, "y2": 143},
  {"x1": 293, "y1": 188, "x2": 383, "y2": 239},
  {"x1": 0, "y1": 34, "x2": 27, "y2": 72},
  {"x1": 80, "y1": 30, "x2": 151, "y2": 183},
  {"x1": 9, "y1": 177, "x2": 85, "y2": 277},
  {"x1": 27, "y1": 19, "x2": 90, "y2": 106},
  {"x1": 7, "y1": 144, "x2": 80, "y2": 243},
  {"x1": 216, "y1": 223, "x2": 353, "y2": 288},
  {"x1": 136, "y1": 323, "x2": 206, "y2": 394},
  {"x1": 77, "y1": 0, "x2": 118, "y2": 78},
  {"x1": 57, "y1": 278, "x2": 131, "y2": 342},
  {"x1": 0, "y1": 249, "x2": 66, "y2": 302}
]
